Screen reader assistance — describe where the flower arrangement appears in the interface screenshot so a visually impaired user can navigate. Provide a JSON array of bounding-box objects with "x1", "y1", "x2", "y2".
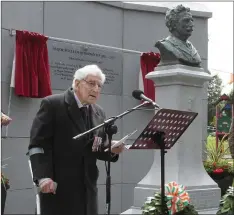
[
  {"x1": 1, "y1": 173, "x2": 10, "y2": 190},
  {"x1": 204, "y1": 159, "x2": 233, "y2": 179},
  {"x1": 1, "y1": 157, "x2": 11, "y2": 190},
  {"x1": 141, "y1": 182, "x2": 198, "y2": 215},
  {"x1": 205, "y1": 135, "x2": 229, "y2": 162},
  {"x1": 216, "y1": 180, "x2": 234, "y2": 215},
  {"x1": 204, "y1": 134, "x2": 233, "y2": 180}
]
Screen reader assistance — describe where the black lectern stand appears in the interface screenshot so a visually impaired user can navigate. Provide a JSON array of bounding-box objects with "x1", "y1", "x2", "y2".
[{"x1": 130, "y1": 108, "x2": 198, "y2": 214}]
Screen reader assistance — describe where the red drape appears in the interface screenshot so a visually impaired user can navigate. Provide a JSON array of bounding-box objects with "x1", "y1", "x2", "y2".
[
  {"x1": 15, "y1": 30, "x2": 52, "y2": 98},
  {"x1": 140, "y1": 52, "x2": 160, "y2": 101}
]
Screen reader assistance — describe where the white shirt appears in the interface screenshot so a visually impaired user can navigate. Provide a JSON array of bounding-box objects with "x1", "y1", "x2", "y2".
[{"x1": 73, "y1": 92, "x2": 89, "y2": 109}]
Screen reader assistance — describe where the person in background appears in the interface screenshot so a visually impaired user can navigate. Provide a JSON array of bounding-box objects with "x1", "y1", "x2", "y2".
[
  {"x1": 28, "y1": 64, "x2": 124, "y2": 215},
  {"x1": 1, "y1": 112, "x2": 12, "y2": 126},
  {"x1": 1, "y1": 111, "x2": 12, "y2": 215}
]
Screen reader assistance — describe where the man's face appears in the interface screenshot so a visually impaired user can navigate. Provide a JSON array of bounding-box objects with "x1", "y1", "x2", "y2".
[
  {"x1": 75, "y1": 74, "x2": 103, "y2": 105},
  {"x1": 175, "y1": 12, "x2": 194, "y2": 40}
]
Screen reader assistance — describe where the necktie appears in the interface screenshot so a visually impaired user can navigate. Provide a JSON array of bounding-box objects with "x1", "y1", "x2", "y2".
[
  {"x1": 80, "y1": 106, "x2": 92, "y2": 143},
  {"x1": 80, "y1": 106, "x2": 88, "y2": 130}
]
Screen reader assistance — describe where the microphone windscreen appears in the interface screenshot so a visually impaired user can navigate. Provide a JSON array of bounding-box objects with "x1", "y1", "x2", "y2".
[{"x1": 132, "y1": 90, "x2": 143, "y2": 100}]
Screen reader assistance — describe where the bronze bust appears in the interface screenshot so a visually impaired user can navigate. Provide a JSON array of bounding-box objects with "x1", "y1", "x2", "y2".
[{"x1": 155, "y1": 4, "x2": 202, "y2": 67}]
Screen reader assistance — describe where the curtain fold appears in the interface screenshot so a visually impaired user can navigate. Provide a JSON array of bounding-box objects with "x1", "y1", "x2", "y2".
[
  {"x1": 14, "y1": 30, "x2": 52, "y2": 98},
  {"x1": 140, "y1": 52, "x2": 160, "y2": 102}
]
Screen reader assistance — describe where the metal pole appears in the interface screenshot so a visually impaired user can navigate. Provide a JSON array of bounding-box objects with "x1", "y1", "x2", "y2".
[
  {"x1": 216, "y1": 105, "x2": 219, "y2": 149},
  {"x1": 6, "y1": 27, "x2": 142, "y2": 54},
  {"x1": 48, "y1": 37, "x2": 142, "y2": 54},
  {"x1": 28, "y1": 160, "x2": 41, "y2": 215}
]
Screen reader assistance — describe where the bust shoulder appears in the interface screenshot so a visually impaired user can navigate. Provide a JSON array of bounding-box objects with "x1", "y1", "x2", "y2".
[
  {"x1": 155, "y1": 36, "x2": 201, "y2": 67},
  {"x1": 155, "y1": 38, "x2": 181, "y2": 66},
  {"x1": 155, "y1": 38, "x2": 168, "y2": 48},
  {"x1": 155, "y1": 38, "x2": 176, "y2": 53}
]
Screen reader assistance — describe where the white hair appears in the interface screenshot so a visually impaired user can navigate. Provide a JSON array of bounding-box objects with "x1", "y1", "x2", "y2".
[{"x1": 72, "y1": 64, "x2": 106, "y2": 89}]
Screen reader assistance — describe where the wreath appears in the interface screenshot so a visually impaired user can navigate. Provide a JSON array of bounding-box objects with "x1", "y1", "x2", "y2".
[{"x1": 142, "y1": 182, "x2": 198, "y2": 215}]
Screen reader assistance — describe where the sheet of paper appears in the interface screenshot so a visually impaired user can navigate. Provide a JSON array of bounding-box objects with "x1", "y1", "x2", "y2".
[
  {"x1": 124, "y1": 145, "x2": 132, "y2": 150},
  {"x1": 105, "y1": 129, "x2": 137, "y2": 151}
]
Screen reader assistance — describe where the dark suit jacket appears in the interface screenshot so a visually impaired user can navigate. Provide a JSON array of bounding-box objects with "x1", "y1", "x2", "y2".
[{"x1": 29, "y1": 88, "x2": 118, "y2": 215}]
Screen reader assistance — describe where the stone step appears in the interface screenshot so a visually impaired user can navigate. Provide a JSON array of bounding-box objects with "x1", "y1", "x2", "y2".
[
  {"x1": 198, "y1": 209, "x2": 218, "y2": 214},
  {"x1": 121, "y1": 207, "x2": 218, "y2": 214}
]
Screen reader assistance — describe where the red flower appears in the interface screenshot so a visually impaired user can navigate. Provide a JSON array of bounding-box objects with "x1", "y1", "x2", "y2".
[{"x1": 213, "y1": 168, "x2": 224, "y2": 173}]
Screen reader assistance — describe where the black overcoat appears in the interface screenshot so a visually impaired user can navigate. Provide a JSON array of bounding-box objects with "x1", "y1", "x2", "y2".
[{"x1": 29, "y1": 88, "x2": 118, "y2": 215}]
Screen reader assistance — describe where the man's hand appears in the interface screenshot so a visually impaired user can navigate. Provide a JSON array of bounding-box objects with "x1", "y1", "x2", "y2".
[
  {"x1": 39, "y1": 178, "x2": 57, "y2": 194},
  {"x1": 111, "y1": 141, "x2": 125, "y2": 154},
  {"x1": 1, "y1": 113, "x2": 12, "y2": 126}
]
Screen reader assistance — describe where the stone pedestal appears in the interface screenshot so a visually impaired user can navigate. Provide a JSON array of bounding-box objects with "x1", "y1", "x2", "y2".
[{"x1": 121, "y1": 65, "x2": 220, "y2": 214}]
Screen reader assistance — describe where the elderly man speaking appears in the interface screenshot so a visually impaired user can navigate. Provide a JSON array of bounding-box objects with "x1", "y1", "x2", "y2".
[{"x1": 28, "y1": 65, "x2": 124, "y2": 215}]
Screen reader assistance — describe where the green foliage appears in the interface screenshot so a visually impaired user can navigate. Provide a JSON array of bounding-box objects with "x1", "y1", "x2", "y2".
[
  {"x1": 208, "y1": 75, "x2": 223, "y2": 105},
  {"x1": 142, "y1": 193, "x2": 167, "y2": 215},
  {"x1": 204, "y1": 135, "x2": 233, "y2": 174},
  {"x1": 205, "y1": 135, "x2": 230, "y2": 163},
  {"x1": 141, "y1": 193, "x2": 198, "y2": 215},
  {"x1": 217, "y1": 183, "x2": 234, "y2": 215},
  {"x1": 207, "y1": 135, "x2": 231, "y2": 155},
  {"x1": 208, "y1": 75, "x2": 223, "y2": 125},
  {"x1": 228, "y1": 88, "x2": 234, "y2": 103},
  {"x1": 1, "y1": 173, "x2": 9, "y2": 185},
  {"x1": 1, "y1": 173, "x2": 10, "y2": 190},
  {"x1": 175, "y1": 205, "x2": 198, "y2": 215}
]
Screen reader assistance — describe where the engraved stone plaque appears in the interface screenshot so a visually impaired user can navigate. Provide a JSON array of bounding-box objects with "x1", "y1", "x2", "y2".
[{"x1": 47, "y1": 40, "x2": 123, "y2": 95}]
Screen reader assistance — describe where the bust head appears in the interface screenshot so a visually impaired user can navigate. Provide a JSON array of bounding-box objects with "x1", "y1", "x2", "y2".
[
  {"x1": 165, "y1": 5, "x2": 194, "y2": 41},
  {"x1": 155, "y1": 4, "x2": 201, "y2": 67}
]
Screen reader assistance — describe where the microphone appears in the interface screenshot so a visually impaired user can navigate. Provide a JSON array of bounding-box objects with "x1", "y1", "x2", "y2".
[{"x1": 132, "y1": 90, "x2": 160, "y2": 109}]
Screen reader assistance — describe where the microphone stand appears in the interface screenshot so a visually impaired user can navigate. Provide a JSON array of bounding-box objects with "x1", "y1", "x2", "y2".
[
  {"x1": 73, "y1": 101, "x2": 157, "y2": 215},
  {"x1": 105, "y1": 122, "x2": 117, "y2": 215},
  {"x1": 73, "y1": 101, "x2": 154, "y2": 140}
]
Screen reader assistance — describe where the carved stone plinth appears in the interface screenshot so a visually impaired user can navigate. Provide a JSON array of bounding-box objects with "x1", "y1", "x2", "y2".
[{"x1": 121, "y1": 65, "x2": 220, "y2": 214}]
